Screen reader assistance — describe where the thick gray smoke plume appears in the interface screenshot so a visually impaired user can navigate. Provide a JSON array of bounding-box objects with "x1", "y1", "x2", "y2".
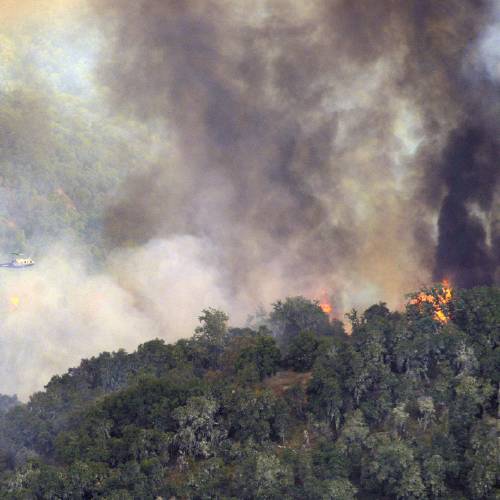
[
  {"x1": 94, "y1": 0, "x2": 499, "y2": 304},
  {"x1": 427, "y1": 1, "x2": 500, "y2": 287},
  {"x1": 2, "y1": 0, "x2": 499, "y2": 399}
]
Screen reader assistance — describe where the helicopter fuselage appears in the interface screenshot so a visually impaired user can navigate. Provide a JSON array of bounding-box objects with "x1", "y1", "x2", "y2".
[{"x1": 0, "y1": 258, "x2": 35, "y2": 268}]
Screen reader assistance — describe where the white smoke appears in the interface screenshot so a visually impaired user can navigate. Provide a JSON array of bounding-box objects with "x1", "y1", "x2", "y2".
[
  {"x1": 479, "y1": 28, "x2": 500, "y2": 83},
  {"x1": 467, "y1": 0, "x2": 500, "y2": 83},
  {"x1": 0, "y1": 236, "x2": 232, "y2": 400}
]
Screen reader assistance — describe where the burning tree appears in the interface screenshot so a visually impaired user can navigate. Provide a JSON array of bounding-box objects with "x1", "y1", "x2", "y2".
[{"x1": 408, "y1": 281, "x2": 453, "y2": 324}]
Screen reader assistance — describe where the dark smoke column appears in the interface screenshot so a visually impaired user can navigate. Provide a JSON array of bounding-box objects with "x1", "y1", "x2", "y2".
[{"x1": 433, "y1": 125, "x2": 499, "y2": 288}]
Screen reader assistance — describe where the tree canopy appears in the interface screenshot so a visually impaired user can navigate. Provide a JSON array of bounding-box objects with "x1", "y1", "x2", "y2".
[{"x1": 0, "y1": 285, "x2": 498, "y2": 499}]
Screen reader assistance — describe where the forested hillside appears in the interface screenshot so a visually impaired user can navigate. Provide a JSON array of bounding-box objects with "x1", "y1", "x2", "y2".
[
  {"x1": 0, "y1": 285, "x2": 498, "y2": 499},
  {"x1": 0, "y1": 86, "x2": 152, "y2": 257},
  {"x1": 0, "y1": 21, "x2": 157, "y2": 258}
]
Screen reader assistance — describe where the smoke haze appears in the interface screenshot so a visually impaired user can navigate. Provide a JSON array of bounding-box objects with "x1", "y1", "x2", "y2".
[
  {"x1": 0, "y1": 0, "x2": 498, "y2": 398},
  {"x1": 95, "y1": 0, "x2": 498, "y2": 298},
  {"x1": 1, "y1": 237, "x2": 231, "y2": 399}
]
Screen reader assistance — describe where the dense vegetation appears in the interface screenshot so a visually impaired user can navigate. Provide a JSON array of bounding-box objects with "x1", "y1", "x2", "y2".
[{"x1": 0, "y1": 286, "x2": 498, "y2": 499}]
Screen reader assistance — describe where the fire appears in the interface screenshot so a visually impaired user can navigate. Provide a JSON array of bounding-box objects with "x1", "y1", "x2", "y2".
[
  {"x1": 9, "y1": 295, "x2": 20, "y2": 309},
  {"x1": 410, "y1": 280, "x2": 452, "y2": 323},
  {"x1": 318, "y1": 291, "x2": 333, "y2": 315},
  {"x1": 320, "y1": 302, "x2": 332, "y2": 315}
]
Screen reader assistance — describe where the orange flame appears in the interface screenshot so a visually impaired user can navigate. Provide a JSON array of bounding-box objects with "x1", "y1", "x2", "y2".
[
  {"x1": 318, "y1": 291, "x2": 333, "y2": 316},
  {"x1": 410, "y1": 280, "x2": 452, "y2": 323},
  {"x1": 320, "y1": 302, "x2": 332, "y2": 314}
]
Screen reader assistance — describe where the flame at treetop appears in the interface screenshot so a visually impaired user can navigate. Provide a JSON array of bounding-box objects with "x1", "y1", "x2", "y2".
[
  {"x1": 318, "y1": 291, "x2": 333, "y2": 316},
  {"x1": 410, "y1": 280, "x2": 452, "y2": 323}
]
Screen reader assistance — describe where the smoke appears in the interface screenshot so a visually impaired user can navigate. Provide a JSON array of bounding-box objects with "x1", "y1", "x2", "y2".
[
  {"x1": 2, "y1": 0, "x2": 499, "y2": 398},
  {"x1": 0, "y1": 0, "x2": 81, "y2": 24},
  {"x1": 0, "y1": 237, "x2": 231, "y2": 399},
  {"x1": 92, "y1": 0, "x2": 498, "y2": 306},
  {"x1": 433, "y1": 125, "x2": 498, "y2": 287},
  {"x1": 430, "y1": 0, "x2": 500, "y2": 287},
  {"x1": 475, "y1": 0, "x2": 500, "y2": 83},
  {"x1": 0, "y1": 2, "x2": 234, "y2": 400}
]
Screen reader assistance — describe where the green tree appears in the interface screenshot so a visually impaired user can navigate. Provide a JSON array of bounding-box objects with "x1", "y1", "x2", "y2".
[
  {"x1": 0, "y1": 394, "x2": 19, "y2": 415},
  {"x1": 422, "y1": 454, "x2": 448, "y2": 498},
  {"x1": 235, "y1": 334, "x2": 281, "y2": 380},
  {"x1": 336, "y1": 410, "x2": 369, "y2": 478},
  {"x1": 465, "y1": 418, "x2": 499, "y2": 499},
  {"x1": 362, "y1": 434, "x2": 426, "y2": 499},
  {"x1": 322, "y1": 478, "x2": 358, "y2": 500},
  {"x1": 235, "y1": 451, "x2": 293, "y2": 499},
  {"x1": 222, "y1": 387, "x2": 278, "y2": 443},
  {"x1": 285, "y1": 331, "x2": 321, "y2": 372},
  {"x1": 192, "y1": 308, "x2": 230, "y2": 370},
  {"x1": 308, "y1": 348, "x2": 347, "y2": 432},
  {"x1": 270, "y1": 296, "x2": 331, "y2": 349},
  {"x1": 173, "y1": 396, "x2": 226, "y2": 458}
]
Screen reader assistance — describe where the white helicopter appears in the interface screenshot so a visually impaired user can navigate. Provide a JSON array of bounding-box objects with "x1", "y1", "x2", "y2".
[{"x1": 0, "y1": 253, "x2": 35, "y2": 268}]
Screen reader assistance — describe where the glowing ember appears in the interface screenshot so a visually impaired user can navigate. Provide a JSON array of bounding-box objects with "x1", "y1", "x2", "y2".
[{"x1": 410, "y1": 280, "x2": 452, "y2": 323}]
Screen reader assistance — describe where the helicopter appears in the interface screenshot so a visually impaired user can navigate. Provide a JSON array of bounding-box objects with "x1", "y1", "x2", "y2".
[{"x1": 0, "y1": 253, "x2": 35, "y2": 268}]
